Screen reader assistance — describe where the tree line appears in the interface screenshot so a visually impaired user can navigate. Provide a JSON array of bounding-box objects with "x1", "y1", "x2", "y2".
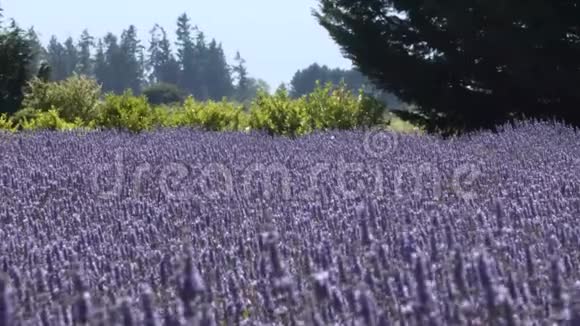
[
  {"x1": 289, "y1": 63, "x2": 404, "y2": 110},
  {"x1": 13, "y1": 0, "x2": 575, "y2": 134},
  {"x1": 2, "y1": 6, "x2": 397, "y2": 116},
  {"x1": 29, "y1": 13, "x2": 257, "y2": 103}
]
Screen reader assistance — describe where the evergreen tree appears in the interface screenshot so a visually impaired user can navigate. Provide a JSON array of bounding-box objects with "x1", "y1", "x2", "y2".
[
  {"x1": 242, "y1": 77, "x2": 271, "y2": 102},
  {"x1": 289, "y1": 63, "x2": 326, "y2": 98},
  {"x1": 26, "y1": 27, "x2": 46, "y2": 78},
  {"x1": 204, "y1": 40, "x2": 233, "y2": 100},
  {"x1": 63, "y1": 37, "x2": 79, "y2": 77},
  {"x1": 119, "y1": 25, "x2": 144, "y2": 93},
  {"x1": 102, "y1": 33, "x2": 123, "y2": 92},
  {"x1": 148, "y1": 24, "x2": 180, "y2": 85},
  {"x1": 290, "y1": 62, "x2": 404, "y2": 109},
  {"x1": 314, "y1": 0, "x2": 580, "y2": 132},
  {"x1": 76, "y1": 29, "x2": 94, "y2": 76},
  {"x1": 175, "y1": 13, "x2": 198, "y2": 97},
  {"x1": 233, "y1": 51, "x2": 250, "y2": 102},
  {"x1": 94, "y1": 38, "x2": 107, "y2": 87},
  {"x1": 251, "y1": 78, "x2": 270, "y2": 94},
  {"x1": 46, "y1": 36, "x2": 67, "y2": 81},
  {"x1": 194, "y1": 31, "x2": 209, "y2": 100},
  {"x1": 0, "y1": 18, "x2": 34, "y2": 114},
  {"x1": 289, "y1": 63, "x2": 369, "y2": 97}
]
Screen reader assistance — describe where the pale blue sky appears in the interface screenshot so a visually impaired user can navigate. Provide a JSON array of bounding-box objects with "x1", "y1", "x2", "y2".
[{"x1": 2, "y1": 0, "x2": 353, "y2": 88}]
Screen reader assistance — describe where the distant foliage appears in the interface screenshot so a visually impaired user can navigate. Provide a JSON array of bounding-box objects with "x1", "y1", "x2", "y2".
[
  {"x1": 289, "y1": 62, "x2": 405, "y2": 111},
  {"x1": 142, "y1": 82, "x2": 186, "y2": 105},
  {"x1": 302, "y1": 81, "x2": 386, "y2": 131},
  {"x1": 22, "y1": 74, "x2": 102, "y2": 122},
  {"x1": 181, "y1": 97, "x2": 247, "y2": 131},
  {"x1": 249, "y1": 87, "x2": 307, "y2": 136},
  {"x1": 95, "y1": 91, "x2": 154, "y2": 132},
  {"x1": 289, "y1": 63, "x2": 366, "y2": 98},
  {"x1": 9, "y1": 80, "x2": 388, "y2": 134},
  {"x1": 250, "y1": 82, "x2": 388, "y2": 136}
]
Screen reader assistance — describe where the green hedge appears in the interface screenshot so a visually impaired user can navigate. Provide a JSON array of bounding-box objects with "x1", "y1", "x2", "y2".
[{"x1": 2, "y1": 76, "x2": 390, "y2": 135}]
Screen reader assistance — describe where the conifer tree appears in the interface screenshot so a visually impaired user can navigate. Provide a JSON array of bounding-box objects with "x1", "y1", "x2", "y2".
[
  {"x1": 76, "y1": 29, "x2": 94, "y2": 76},
  {"x1": 46, "y1": 36, "x2": 67, "y2": 81},
  {"x1": 0, "y1": 16, "x2": 34, "y2": 114},
  {"x1": 314, "y1": 0, "x2": 580, "y2": 132},
  {"x1": 204, "y1": 40, "x2": 234, "y2": 100},
  {"x1": 148, "y1": 24, "x2": 180, "y2": 85},
  {"x1": 233, "y1": 51, "x2": 250, "y2": 102},
  {"x1": 175, "y1": 13, "x2": 198, "y2": 96}
]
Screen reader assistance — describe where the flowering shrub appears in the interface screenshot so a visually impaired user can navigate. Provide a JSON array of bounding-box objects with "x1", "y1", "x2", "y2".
[
  {"x1": 11, "y1": 79, "x2": 388, "y2": 135},
  {"x1": 181, "y1": 97, "x2": 247, "y2": 131},
  {"x1": 95, "y1": 91, "x2": 155, "y2": 132},
  {"x1": 19, "y1": 108, "x2": 80, "y2": 131},
  {"x1": 22, "y1": 74, "x2": 102, "y2": 122}
]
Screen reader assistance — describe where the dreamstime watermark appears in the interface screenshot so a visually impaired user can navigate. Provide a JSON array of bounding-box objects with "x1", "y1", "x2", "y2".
[
  {"x1": 90, "y1": 148, "x2": 125, "y2": 200},
  {"x1": 451, "y1": 162, "x2": 482, "y2": 201},
  {"x1": 89, "y1": 149, "x2": 483, "y2": 203},
  {"x1": 394, "y1": 162, "x2": 442, "y2": 200},
  {"x1": 363, "y1": 127, "x2": 399, "y2": 158}
]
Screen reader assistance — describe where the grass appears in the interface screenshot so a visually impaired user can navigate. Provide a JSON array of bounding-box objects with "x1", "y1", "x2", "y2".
[{"x1": 387, "y1": 114, "x2": 422, "y2": 133}]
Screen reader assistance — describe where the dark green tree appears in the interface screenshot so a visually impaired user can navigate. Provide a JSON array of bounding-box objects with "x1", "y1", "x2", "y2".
[
  {"x1": 142, "y1": 82, "x2": 186, "y2": 105},
  {"x1": 314, "y1": 1, "x2": 580, "y2": 133},
  {"x1": 76, "y1": 29, "x2": 94, "y2": 76},
  {"x1": 193, "y1": 31, "x2": 209, "y2": 100},
  {"x1": 94, "y1": 38, "x2": 107, "y2": 87},
  {"x1": 148, "y1": 24, "x2": 180, "y2": 85},
  {"x1": 290, "y1": 63, "x2": 405, "y2": 110},
  {"x1": 204, "y1": 39, "x2": 234, "y2": 100},
  {"x1": 289, "y1": 63, "x2": 367, "y2": 97},
  {"x1": 46, "y1": 36, "x2": 67, "y2": 81},
  {"x1": 63, "y1": 37, "x2": 78, "y2": 77},
  {"x1": 0, "y1": 18, "x2": 34, "y2": 114},
  {"x1": 119, "y1": 25, "x2": 144, "y2": 93},
  {"x1": 37, "y1": 61, "x2": 51, "y2": 82},
  {"x1": 289, "y1": 63, "x2": 326, "y2": 97},
  {"x1": 175, "y1": 13, "x2": 198, "y2": 97},
  {"x1": 26, "y1": 27, "x2": 46, "y2": 78},
  {"x1": 101, "y1": 33, "x2": 123, "y2": 92},
  {"x1": 232, "y1": 51, "x2": 250, "y2": 102}
]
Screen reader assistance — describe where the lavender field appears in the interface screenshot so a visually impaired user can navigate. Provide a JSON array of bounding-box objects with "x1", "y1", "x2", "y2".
[{"x1": 1, "y1": 121, "x2": 580, "y2": 325}]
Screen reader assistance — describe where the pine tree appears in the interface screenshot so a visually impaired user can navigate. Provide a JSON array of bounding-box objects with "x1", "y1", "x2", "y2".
[
  {"x1": 94, "y1": 38, "x2": 107, "y2": 87},
  {"x1": 175, "y1": 13, "x2": 198, "y2": 97},
  {"x1": 76, "y1": 29, "x2": 94, "y2": 76},
  {"x1": 194, "y1": 31, "x2": 209, "y2": 100},
  {"x1": 0, "y1": 18, "x2": 34, "y2": 114},
  {"x1": 46, "y1": 36, "x2": 67, "y2": 81},
  {"x1": 289, "y1": 63, "x2": 326, "y2": 98},
  {"x1": 204, "y1": 39, "x2": 233, "y2": 101},
  {"x1": 26, "y1": 27, "x2": 46, "y2": 78},
  {"x1": 102, "y1": 32, "x2": 123, "y2": 92},
  {"x1": 290, "y1": 63, "x2": 370, "y2": 98},
  {"x1": 148, "y1": 24, "x2": 180, "y2": 85},
  {"x1": 120, "y1": 25, "x2": 144, "y2": 93},
  {"x1": 63, "y1": 37, "x2": 79, "y2": 77},
  {"x1": 314, "y1": 0, "x2": 580, "y2": 132},
  {"x1": 233, "y1": 51, "x2": 250, "y2": 102}
]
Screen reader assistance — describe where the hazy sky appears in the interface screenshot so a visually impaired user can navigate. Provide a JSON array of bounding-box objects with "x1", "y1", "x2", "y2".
[{"x1": 2, "y1": 0, "x2": 353, "y2": 88}]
